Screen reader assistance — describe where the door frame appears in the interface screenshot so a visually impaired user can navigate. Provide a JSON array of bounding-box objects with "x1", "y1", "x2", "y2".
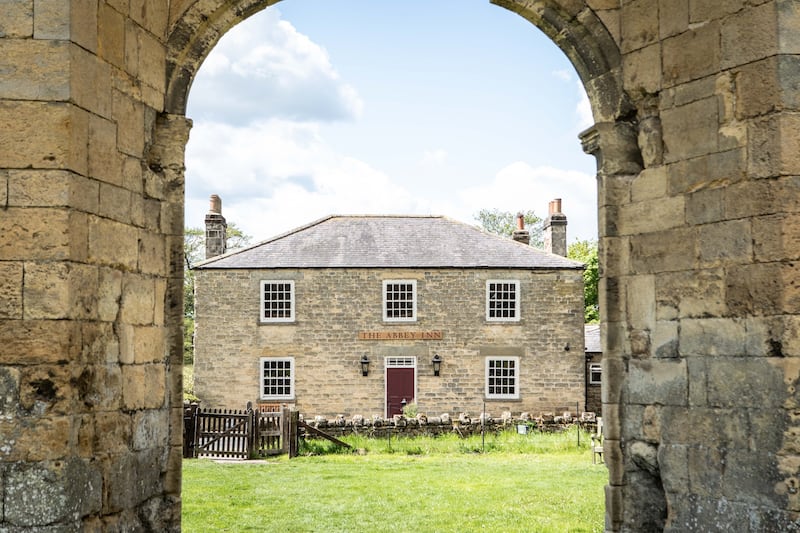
[{"x1": 384, "y1": 356, "x2": 417, "y2": 418}]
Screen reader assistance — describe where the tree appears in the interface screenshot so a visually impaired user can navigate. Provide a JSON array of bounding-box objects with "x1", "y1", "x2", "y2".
[
  {"x1": 567, "y1": 239, "x2": 599, "y2": 324},
  {"x1": 474, "y1": 208, "x2": 543, "y2": 248},
  {"x1": 183, "y1": 223, "x2": 252, "y2": 362}
]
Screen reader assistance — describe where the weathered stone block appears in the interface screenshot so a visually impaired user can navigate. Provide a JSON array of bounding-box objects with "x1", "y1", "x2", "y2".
[
  {"x1": 690, "y1": 0, "x2": 747, "y2": 22},
  {"x1": 631, "y1": 167, "x2": 666, "y2": 202},
  {"x1": 657, "y1": 269, "x2": 704, "y2": 316},
  {"x1": 620, "y1": 0, "x2": 659, "y2": 53},
  {"x1": 105, "y1": 449, "x2": 164, "y2": 512},
  {"x1": 0, "y1": 39, "x2": 70, "y2": 101},
  {"x1": 658, "y1": 0, "x2": 688, "y2": 39},
  {"x1": 685, "y1": 186, "x2": 725, "y2": 226},
  {"x1": 0, "y1": 262, "x2": 23, "y2": 319},
  {"x1": 132, "y1": 409, "x2": 169, "y2": 451},
  {"x1": 667, "y1": 148, "x2": 746, "y2": 196},
  {"x1": 0, "y1": 319, "x2": 81, "y2": 365},
  {"x1": 707, "y1": 357, "x2": 787, "y2": 408},
  {"x1": 680, "y1": 318, "x2": 747, "y2": 357},
  {"x1": 616, "y1": 195, "x2": 684, "y2": 236},
  {"x1": 97, "y1": 2, "x2": 125, "y2": 68},
  {"x1": 88, "y1": 115, "x2": 122, "y2": 186},
  {"x1": 4, "y1": 459, "x2": 102, "y2": 526},
  {"x1": 747, "y1": 108, "x2": 800, "y2": 178},
  {"x1": 623, "y1": 42, "x2": 661, "y2": 93},
  {"x1": 0, "y1": 102, "x2": 89, "y2": 175},
  {"x1": 697, "y1": 219, "x2": 753, "y2": 268},
  {"x1": 629, "y1": 227, "x2": 695, "y2": 273},
  {"x1": 626, "y1": 274, "x2": 655, "y2": 330},
  {"x1": 33, "y1": 0, "x2": 69, "y2": 39},
  {"x1": 721, "y1": 2, "x2": 778, "y2": 70},
  {"x1": 662, "y1": 23, "x2": 720, "y2": 87},
  {"x1": 88, "y1": 216, "x2": 138, "y2": 269},
  {"x1": 661, "y1": 96, "x2": 719, "y2": 162},
  {"x1": 0, "y1": 0, "x2": 33, "y2": 37},
  {"x1": 132, "y1": 326, "x2": 165, "y2": 364},
  {"x1": 735, "y1": 56, "x2": 800, "y2": 119},
  {"x1": 113, "y1": 89, "x2": 146, "y2": 157},
  {"x1": 135, "y1": 22, "x2": 167, "y2": 94},
  {"x1": 12, "y1": 416, "x2": 71, "y2": 461},
  {"x1": 754, "y1": 213, "x2": 800, "y2": 262},
  {"x1": 122, "y1": 364, "x2": 146, "y2": 410},
  {"x1": 628, "y1": 359, "x2": 688, "y2": 406},
  {"x1": 727, "y1": 262, "x2": 796, "y2": 316},
  {"x1": 658, "y1": 443, "x2": 689, "y2": 495},
  {"x1": 120, "y1": 275, "x2": 155, "y2": 325},
  {"x1": 23, "y1": 261, "x2": 80, "y2": 320}
]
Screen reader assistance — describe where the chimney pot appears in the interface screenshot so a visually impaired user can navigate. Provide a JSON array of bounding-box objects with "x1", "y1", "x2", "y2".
[
  {"x1": 205, "y1": 194, "x2": 227, "y2": 259},
  {"x1": 209, "y1": 194, "x2": 222, "y2": 214},
  {"x1": 516, "y1": 213, "x2": 525, "y2": 231},
  {"x1": 543, "y1": 198, "x2": 567, "y2": 256}
]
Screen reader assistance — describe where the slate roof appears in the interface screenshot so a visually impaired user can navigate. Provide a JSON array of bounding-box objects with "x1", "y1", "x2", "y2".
[{"x1": 194, "y1": 215, "x2": 585, "y2": 270}]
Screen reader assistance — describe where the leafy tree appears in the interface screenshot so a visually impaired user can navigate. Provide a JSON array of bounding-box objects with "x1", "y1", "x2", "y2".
[
  {"x1": 567, "y1": 239, "x2": 599, "y2": 324},
  {"x1": 474, "y1": 209, "x2": 543, "y2": 248},
  {"x1": 183, "y1": 223, "x2": 252, "y2": 362}
]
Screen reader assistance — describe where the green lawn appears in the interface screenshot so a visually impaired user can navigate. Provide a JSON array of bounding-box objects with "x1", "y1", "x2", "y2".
[{"x1": 182, "y1": 432, "x2": 607, "y2": 532}]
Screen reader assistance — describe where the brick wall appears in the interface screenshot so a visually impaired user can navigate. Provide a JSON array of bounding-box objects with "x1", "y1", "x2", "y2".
[{"x1": 194, "y1": 267, "x2": 585, "y2": 418}]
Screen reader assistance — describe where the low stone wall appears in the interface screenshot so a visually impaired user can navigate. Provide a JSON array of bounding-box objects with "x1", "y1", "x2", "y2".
[{"x1": 301, "y1": 411, "x2": 599, "y2": 439}]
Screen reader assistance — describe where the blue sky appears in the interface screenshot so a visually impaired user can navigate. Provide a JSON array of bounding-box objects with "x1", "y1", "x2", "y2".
[{"x1": 184, "y1": 0, "x2": 598, "y2": 245}]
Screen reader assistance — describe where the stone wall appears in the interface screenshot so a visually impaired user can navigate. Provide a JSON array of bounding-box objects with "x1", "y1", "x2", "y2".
[
  {"x1": 194, "y1": 267, "x2": 586, "y2": 418},
  {"x1": 300, "y1": 411, "x2": 599, "y2": 440}
]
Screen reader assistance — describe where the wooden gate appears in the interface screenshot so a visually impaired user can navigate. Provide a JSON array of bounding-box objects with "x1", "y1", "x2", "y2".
[
  {"x1": 193, "y1": 406, "x2": 254, "y2": 459},
  {"x1": 256, "y1": 404, "x2": 285, "y2": 456},
  {"x1": 183, "y1": 402, "x2": 299, "y2": 459}
]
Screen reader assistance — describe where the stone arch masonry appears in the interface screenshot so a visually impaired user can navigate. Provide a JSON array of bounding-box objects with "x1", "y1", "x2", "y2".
[{"x1": 0, "y1": 1, "x2": 797, "y2": 531}]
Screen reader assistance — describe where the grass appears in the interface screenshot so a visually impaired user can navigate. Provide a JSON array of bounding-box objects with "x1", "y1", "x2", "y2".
[{"x1": 182, "y1": 430, "x2": 607, "y2": 532}]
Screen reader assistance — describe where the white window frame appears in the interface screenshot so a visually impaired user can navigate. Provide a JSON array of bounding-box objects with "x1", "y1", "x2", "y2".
[
  {"x1": 260, "y1": 280, "x2": 295, "y2": 323},
  {"x1": 589, "y1": 363, "x2": 602, "y2": 385},
  {"x1": 382, "y1": 280, "x2": 417, "y2": 323},
  {"x1": 259, "y1": 357, "x2": 295, "y2": 401},
  {"x1": 485, "y1": 356, "x2": 520, "y2": 399},
  {"x1": 485, "y1": 280, "x2": 521, "y2": 322}
]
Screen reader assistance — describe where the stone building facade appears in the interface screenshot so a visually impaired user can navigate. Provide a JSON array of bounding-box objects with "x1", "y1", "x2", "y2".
[
  {"x1": 2, "y1": 1, "x2": 799, "y2": 531},
  {"x1": 193, "y1": 212, "x2": 586, "y2": 419}
]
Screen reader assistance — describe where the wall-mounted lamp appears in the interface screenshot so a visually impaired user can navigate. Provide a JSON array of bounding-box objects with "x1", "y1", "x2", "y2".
[
  {"x1": 360, "y1": 355, "x2": 370, "y2": 377},
  {"x1": 431, "y1": 353, "x2": 442, "y2": 377}
]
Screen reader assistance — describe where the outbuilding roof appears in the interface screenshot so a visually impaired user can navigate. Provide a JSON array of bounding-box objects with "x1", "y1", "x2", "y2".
[{"x1": 194, "y1": 215, "x2": 584, "y2": 270}]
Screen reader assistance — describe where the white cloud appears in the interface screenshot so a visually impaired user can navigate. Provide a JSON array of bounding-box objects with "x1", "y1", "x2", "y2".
[
  {"x1": 420, "y1": 149, "x2": 448, "y2": 167},
  {"x1": 435, "y1": 161, "x2": 598, "y2": 242},
  {"x1": 185, "y1": 118, "x2": 423, "y2": 240},
  {"x1": 187, "y1": 9, "x2": 363, "y2": 124},
  {"x1": 552, "y1": 69, "x2": 572, "y2": 82}
]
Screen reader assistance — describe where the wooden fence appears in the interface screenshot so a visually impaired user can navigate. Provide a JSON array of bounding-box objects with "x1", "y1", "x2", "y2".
[{"x1": 183, "y1": 402, "x2": 300, "y2": 459}]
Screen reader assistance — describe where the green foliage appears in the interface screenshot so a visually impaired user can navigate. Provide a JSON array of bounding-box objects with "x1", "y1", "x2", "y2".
[
  {"x1": 473, "y1": 208, "x2": 543, "y2": 248},
  {"x1": 300, "y1": 427, "x2": 593, "y2": 456},
  {"x1": 568, "y1": 239, "x2": 600, "y2": 324},
  {"x1": 182, "y1": 363, "x2": 199, "y2": 402},
  {"x1": 183, "y1": 437, "x2": 606, "y2": 532},
  {"x1": 401, "y1": 401, "x2": 418, "y2": 418}
]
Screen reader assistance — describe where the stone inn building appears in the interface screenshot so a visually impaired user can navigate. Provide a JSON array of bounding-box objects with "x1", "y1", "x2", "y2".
[{"x1": 193, "y1": 199, "x2": 587, "y2": 419}]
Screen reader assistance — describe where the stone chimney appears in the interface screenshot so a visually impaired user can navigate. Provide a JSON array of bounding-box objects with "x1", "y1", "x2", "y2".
[
  {"x1": 205, "y1": 194, "x2": 227, "y2": 259},
  {"x1": 543, "y1": 198, "x2": 567, "y2": 256},
  {"x1": 512, "y1": 212, "x2": 530, "y2": 245}
]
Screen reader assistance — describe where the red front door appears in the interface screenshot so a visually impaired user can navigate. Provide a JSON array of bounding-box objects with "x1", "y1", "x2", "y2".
[{"x1": 386, "y1": 367, "x2": 415, "y2": 417}]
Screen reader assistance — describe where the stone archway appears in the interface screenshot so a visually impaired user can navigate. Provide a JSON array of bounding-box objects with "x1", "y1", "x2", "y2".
[{"x1": 1, "y1": 1, "x2": 798, "y2": 531}]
